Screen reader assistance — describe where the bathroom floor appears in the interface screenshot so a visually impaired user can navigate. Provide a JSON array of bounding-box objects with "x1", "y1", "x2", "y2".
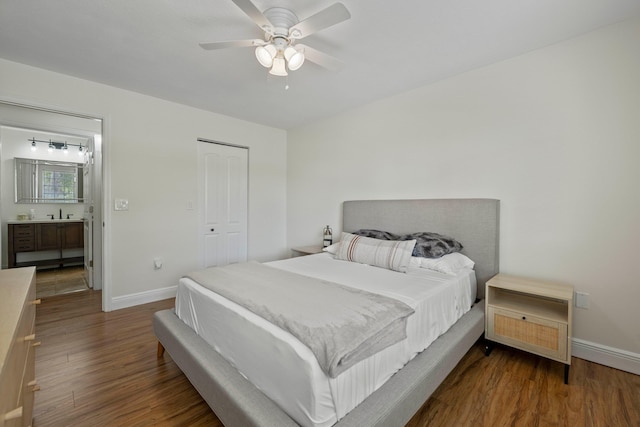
[{"x1": 36, "y1": 266, "x2": 88, "y2": 299}]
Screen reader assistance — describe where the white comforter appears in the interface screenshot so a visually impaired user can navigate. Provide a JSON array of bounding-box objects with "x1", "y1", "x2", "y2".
[{"x1": 175, "y1": 253, "x2": 476, "y2": 427}]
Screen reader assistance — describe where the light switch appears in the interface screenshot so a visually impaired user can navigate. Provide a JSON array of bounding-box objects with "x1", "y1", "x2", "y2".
[{"x1": 114, "y1": 198, "x2": 129, "y2": 211}]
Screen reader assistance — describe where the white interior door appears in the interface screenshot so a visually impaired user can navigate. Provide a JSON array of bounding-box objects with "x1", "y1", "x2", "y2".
[
  {"x1": 83, "y1": 137, "x2": 94, "y2": 288},
  {"x1": 197, "y1": 141, "x2": 248, "y2": 268}
]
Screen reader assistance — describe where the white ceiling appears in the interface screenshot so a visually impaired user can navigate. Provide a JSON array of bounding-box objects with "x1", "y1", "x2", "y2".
[{"x1": 1, "y1": 0, "x2": 639, "y2": 129}]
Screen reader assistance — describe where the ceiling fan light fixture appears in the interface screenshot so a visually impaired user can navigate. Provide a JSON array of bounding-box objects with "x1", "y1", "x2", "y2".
[
  {"x1": 285, "y1": 46, "x2": 305, "y2": 71},
  {"x1": 255, "y1": 44, "x2": 276, "y2": 68},
  {"x1": 269, "y1": 56, "x2": 288, "y2": 76}
]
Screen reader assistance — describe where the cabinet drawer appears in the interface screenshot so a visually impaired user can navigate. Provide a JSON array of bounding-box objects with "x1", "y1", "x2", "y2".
[
  {"x1": 12, "y1": 224, "x2": 35, "y2": 237},
  {"x1": 20, "y1": 345, "x2": 37, "y2": 427},
  {"x1": 0, "y1": 318, "x2": 33, "y2": 427},
  {"x1": 13, "y1": 237, "x2": 35, "y2": 252},
  {"x1": 487, "y1": 306, "x2": 567, "y2": 362},
  {"x1": 0, "y1": 268, "x2": 36, "y2": 427}
]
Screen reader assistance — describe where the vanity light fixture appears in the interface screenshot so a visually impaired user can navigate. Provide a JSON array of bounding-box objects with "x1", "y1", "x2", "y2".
[{"x1": 28, "y1": 137, "x2": 84, "y2": 156}]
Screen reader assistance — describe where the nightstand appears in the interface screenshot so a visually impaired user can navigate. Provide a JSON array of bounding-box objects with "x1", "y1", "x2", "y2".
[
  {"x1": 291, "y1": 245, "x2": 325, "y2": 257},
  {"x1": 485, "y1": 273, "x2": 574, "y2": 384}
]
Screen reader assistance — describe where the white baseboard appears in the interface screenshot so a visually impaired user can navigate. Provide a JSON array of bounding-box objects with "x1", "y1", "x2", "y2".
[
  {"x1": 572, "y1": 338, "x2": 640, "y2": 376},
  {"x1": 110, "y1": 285, "x2": 177, "y2": 311}
]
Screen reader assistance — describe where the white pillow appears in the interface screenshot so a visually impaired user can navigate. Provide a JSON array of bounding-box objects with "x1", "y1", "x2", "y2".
[
  {"x1": 417, "y1": 252, "x2": 475, "y2": 275},
  {"x1": 335, "y1": 232, "x2": 416, "y2": 273},
  {"x1": 322, "y1": 242, "x2": 340, "y2": 254}
]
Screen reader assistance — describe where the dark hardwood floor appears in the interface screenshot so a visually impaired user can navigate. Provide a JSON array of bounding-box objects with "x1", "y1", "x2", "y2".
[
  {"x1": 34, "y1": 291, "x2": 219, "y2": 426},
  {"x1": 33, "y1": 291, "x2": 640, "y2": 426}
]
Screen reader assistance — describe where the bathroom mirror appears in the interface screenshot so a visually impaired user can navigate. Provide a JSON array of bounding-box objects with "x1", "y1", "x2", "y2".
[{"x1": 14, "y1": 157, "x2": 84, "y2": 203}]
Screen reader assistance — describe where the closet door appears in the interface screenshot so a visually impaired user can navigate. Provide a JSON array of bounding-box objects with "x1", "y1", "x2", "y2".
[{"x1": 197, "y1": 141, "x2": 248, "y2": 268}]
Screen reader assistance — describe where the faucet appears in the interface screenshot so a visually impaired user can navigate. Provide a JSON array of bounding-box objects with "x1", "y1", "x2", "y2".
[
  {"x1": 59, "y1": 208, "x2": 62, "y2": 220},
  {"x1": 48, "y1": 214, "x2": 55, "y2": 220}
]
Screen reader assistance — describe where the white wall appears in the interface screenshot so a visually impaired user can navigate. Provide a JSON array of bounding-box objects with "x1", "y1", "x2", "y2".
[
  {"x1": 0, "y1": 58, "x2": 288, "y2": 309},
  {"x1": 287, "y1": 16, "x2": 640, "y2": 364}
]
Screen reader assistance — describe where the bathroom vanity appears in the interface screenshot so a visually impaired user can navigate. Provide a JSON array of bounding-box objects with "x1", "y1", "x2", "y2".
[{"x1": 7, "y1": 220, "x2": 84, "y2": 269}]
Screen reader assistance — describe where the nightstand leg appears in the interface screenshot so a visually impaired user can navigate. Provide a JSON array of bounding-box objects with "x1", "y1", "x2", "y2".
[
  {"x1": 564, "y1": 364, "x2": 570, "y2": 384},
  {"x1": 484, "y1": 340, "x2": 494, "y2": 356}
]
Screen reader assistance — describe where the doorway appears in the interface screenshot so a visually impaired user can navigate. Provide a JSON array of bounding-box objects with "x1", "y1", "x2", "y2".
[{"x1": 0, "y1": 101, "x2": 104, "y2": 306}]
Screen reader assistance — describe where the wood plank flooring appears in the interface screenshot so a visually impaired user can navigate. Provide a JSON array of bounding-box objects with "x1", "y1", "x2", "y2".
[
  {"x1": 36, "y1": 266, "x2": 88, "y2": 298},
  {"x1": 34, "y1": 291, "x2": 220, "y2": 426},
  {"x1": 33, "y1": 291, "x2": 640, "y2": 426},
  {"x1": 406, "y1": 343, "x2": 640, "y2": 427}
]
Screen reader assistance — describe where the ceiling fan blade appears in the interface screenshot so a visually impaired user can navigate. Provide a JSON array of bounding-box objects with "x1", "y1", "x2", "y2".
[
  {"x1": 289, "y1": 3, "x2": 350, "y2": 39},
  {"x1": 297, "y1": 44, "x2": 344, "y2": 71},
  {"x1": 199, "y1": 39, "x2": 265, "y2": 50},
  {"x1": 231, "y1": 0, "x2": 273, "y2": 32}
]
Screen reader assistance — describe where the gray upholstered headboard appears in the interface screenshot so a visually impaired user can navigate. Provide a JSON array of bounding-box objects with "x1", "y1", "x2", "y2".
[{"x1": 343, "y1": 199, "x2": 500, "y2": 299}]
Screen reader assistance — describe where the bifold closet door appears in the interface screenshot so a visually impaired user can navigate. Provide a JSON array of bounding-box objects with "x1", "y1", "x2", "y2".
[{"x1": 197, "y1": 141, "x2": 248, "y2": 268}]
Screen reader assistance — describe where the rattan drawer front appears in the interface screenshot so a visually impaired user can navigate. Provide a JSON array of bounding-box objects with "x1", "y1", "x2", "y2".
[{"x1": 487, "y1": 306, "x2": 567, "y2": 362}]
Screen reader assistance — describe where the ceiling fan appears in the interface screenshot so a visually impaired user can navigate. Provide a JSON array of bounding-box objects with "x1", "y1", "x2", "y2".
[{"x1": 199, "y1": 0, "x2": 351, "y2": 76}]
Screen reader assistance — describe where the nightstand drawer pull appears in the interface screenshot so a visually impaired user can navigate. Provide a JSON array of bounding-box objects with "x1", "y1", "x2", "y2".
[{"x1": 522, "y1": 316, "x2": 526, "y2": 320}]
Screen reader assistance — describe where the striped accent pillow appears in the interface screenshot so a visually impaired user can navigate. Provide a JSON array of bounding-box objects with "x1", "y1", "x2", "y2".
[{"x1": 336, "y1": 232, "x2": 416, "y2": 273}]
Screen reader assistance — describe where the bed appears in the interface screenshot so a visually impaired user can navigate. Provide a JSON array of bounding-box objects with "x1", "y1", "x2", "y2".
[{"x1": 154, "y1": 198, "x2": 500, "y2": 427}]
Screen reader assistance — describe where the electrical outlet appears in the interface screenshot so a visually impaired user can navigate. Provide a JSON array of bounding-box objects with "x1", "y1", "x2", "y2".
[
  {"x1": 575, "y1": 292, "x2": 590, "y2": 309},
  {"x1": 153, "y1": 257, "x2": 163, "y2": 270}
]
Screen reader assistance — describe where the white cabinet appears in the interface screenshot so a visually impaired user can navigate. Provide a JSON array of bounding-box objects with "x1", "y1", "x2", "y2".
[{"x1": 485, "y1": 273, "x2": 573, "y2": 383}]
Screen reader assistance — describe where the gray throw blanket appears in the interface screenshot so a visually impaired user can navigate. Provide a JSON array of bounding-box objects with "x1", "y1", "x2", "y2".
[{"x1": 186, "y1": 261, "x2": 414, "y2": 378}]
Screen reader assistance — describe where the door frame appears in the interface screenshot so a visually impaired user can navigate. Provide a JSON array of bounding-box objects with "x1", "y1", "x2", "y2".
[{"x1": 0, "y1": 99, "x2": 107, "y2": 310}]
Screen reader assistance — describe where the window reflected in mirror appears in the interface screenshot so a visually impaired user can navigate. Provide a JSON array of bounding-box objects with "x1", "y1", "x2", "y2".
[{"x1": 15, "y1": 157, "x2": 84, "y2": 203}]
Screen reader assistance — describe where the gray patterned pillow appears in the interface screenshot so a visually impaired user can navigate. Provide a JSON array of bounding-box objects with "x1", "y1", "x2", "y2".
[
  {"x1": 399, "y1": 232, "x2": 463, "y2": 259},
  {"x1": 354, "y1": 229, "x2": 463, "y2": 259},
  {"x1": 353, "y1": 229, "x2": 400, "y2": 240}
]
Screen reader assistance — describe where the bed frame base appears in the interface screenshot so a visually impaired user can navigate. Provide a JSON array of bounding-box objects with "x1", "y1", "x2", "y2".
[
  {"x1": 154, "y1": 198, "x2": 498, "y2": 426},
  {"x1": 154, "y1": 302, "x2": 485, "y2": 427}
]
